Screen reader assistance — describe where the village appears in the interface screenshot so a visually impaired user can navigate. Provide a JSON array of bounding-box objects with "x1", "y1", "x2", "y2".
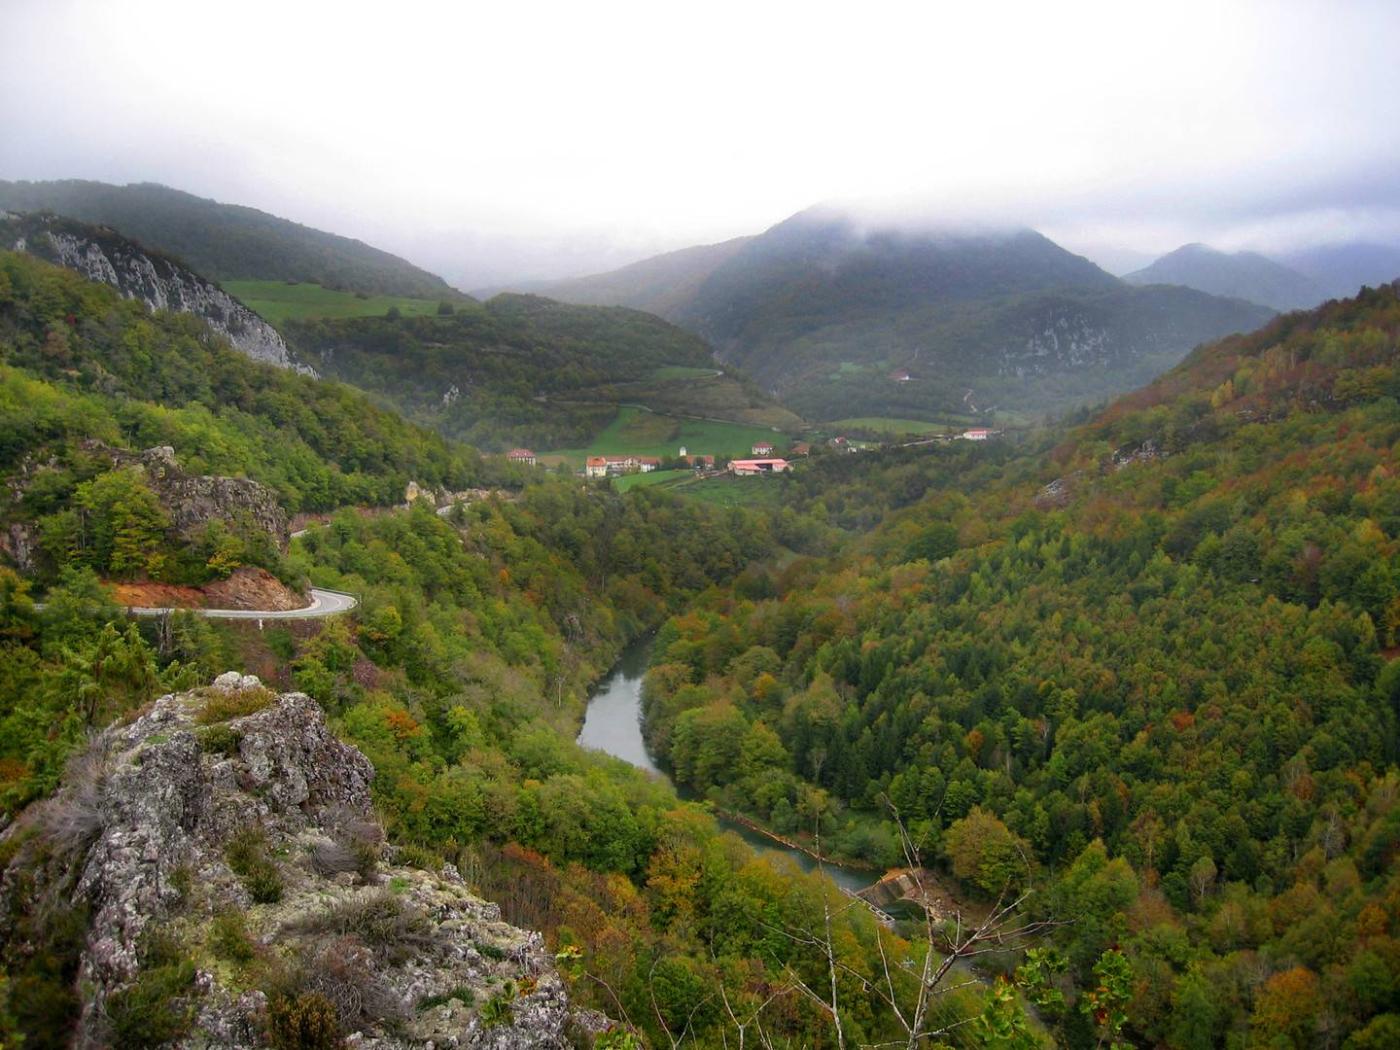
[{"x1": 498, "y1": 425, "x2": 1002, "y2": 483}]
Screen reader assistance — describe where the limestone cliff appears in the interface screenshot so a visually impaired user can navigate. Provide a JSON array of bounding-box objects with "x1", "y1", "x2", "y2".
[
  {"x1": 0, "y1": 675, "x2": 603, "y2": 1048},
  {"x1": 0, "y1": 211, "x2": 313, "y2": 374}
]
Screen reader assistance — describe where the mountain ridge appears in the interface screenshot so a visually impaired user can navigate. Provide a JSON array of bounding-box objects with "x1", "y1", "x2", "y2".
[
  {"x1": 1124, "y1": 241, "x2": 1324, "y2": 311},
  {"x1": 0, "y1": 180, "x2": 460, "y2": 299},
  {"x1": 531, "y1": 207, "x2": 1275, "y2": 422}
]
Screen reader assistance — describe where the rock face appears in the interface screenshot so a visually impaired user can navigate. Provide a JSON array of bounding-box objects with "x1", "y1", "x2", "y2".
[
  {"x1": 0, "y1": 676, "x2": 593, "y2": 1048},
  {"x1": 0, "y1": 211, "x2": 313, "y2": 374},
  {"x1": 104, "y1": 443, "x2": 291, "y2": 553}
]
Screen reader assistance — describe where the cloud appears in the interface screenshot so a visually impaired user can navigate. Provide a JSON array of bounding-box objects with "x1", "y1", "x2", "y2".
[{"x1": 2, "y1": 0, "x2": 1398, "y2": 284}]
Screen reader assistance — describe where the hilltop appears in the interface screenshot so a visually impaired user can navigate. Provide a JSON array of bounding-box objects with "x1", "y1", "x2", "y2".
[
  {"x1": 0, "y1": 180, "x2": 459, "y2": 299},
  {"x1": 531, "y1": 207, "x2": 1276, "y2": 423},
  {"x1": 1125, "y1": 241, "x2": 1324, "y2": 311}
]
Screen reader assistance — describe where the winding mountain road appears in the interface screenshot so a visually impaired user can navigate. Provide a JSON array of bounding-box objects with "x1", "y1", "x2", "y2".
[{"x1": 126, "y1": 587, "x2": 358, "y2": 620}]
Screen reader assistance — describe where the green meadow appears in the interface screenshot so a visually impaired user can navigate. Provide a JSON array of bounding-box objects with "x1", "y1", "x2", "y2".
[
  {"x1": 650, "y1": 365, "x2": 722, "y2": 380},
  {"x1": 612, "y1": 468, "x2": 693, "y2": 492},
  {"x1": 547, "y1": 406, "x2": 786, "y2": 466},
  {"x1": 673, "y1": 473, "x2": 791, "y2": 509},
  {"x1": 223, "y1": 279, "x2": 446, "y2": 324},
  {"x1": 827, "y1": 416, "x2": 953, "y2": 435}
]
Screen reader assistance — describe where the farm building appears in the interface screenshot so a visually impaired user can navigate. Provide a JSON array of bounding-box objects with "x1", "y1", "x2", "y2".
[
  {"x1": 585, "y1": 455, "x2": 661, "y2": 478},
  {"x1": 751, "y1": 441, "x2": 775, "y2": 456},
  {"x1": 507, "y1": 448, "x2": 537, "y2": 465},
  {"x1": 960, "y1": 428, "x2": 996, "y2": 441},
  {"x1": 730, "y1": 458, "x2": 790, "y2": 476}
]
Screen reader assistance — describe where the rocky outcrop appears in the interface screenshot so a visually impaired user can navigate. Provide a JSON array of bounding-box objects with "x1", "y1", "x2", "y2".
[
  {"x1": 94, "y1": 443, "x2": 290, "y2": 553},
  {"x1": 0, "y1": 675, "x2": 597, "y2": 1048},
  {"x1": 0, "y1": 211, "x2": 313, "y2": 374},
  {"x1": 133, "y1": 445, "x2": 291, "y2": 552}
]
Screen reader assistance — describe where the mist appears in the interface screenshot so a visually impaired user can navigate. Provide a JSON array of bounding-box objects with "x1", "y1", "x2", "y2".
[{"x1": 3, "y1": 0, "x2": 1398, "y2": 286}]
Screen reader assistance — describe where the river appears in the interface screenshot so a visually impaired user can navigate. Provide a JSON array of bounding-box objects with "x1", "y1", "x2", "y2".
[{"x1": 578, "y1": 635, "x2": 873, "y2": 895}]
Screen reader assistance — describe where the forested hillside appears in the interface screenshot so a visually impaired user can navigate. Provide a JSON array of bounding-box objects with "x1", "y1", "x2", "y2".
[
  {"x1": 285, "y1": 293, "x2": 785, "y2": 450},
  {"x1": 642, "y1": 282, "x2": 1400, "y2": 1047},
  {"x1": 0, "y1": 180, "x2": 458, "y2": 298},
  {"x1": 0, "y1": 248, "x2": 1070, "y2": 1048}
]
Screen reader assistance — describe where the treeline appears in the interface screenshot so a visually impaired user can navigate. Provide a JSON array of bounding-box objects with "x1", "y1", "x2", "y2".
[
  {"x1": 285, "y1": 293, "x2": 718, "y2": 451},
  {"x1": 641, "y1": 283, "x2": 1400, "y2": 1047}
]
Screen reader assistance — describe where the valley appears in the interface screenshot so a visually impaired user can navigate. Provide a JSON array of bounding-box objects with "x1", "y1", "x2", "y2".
[{"x1": 1, "y1": 173, "x2": 1399, "y2": 1050}]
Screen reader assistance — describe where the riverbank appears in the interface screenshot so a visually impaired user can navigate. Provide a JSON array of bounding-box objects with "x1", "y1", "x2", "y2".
[{"x1": 712, "y1": 808, "x2": 882, "y2": 873}]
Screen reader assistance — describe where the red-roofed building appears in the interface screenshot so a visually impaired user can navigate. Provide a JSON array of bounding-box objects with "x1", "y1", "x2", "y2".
[
  {"x1": 730, "y1": 458, "x2": 790, "y2": 475},
  {"x1": 585, "y1": 455, "x2": 659, "y2": 478},
  {"x1": 507, "y1": 448, "x2": 537, "y2": 465},
  {"x1": 751, "y1": 441, "x2": 775, "y2": 456}
]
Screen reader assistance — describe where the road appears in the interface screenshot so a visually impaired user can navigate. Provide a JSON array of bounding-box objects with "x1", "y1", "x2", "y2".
[{"x1": 126, "y1": 587, "x2": 358, "y2": 620}]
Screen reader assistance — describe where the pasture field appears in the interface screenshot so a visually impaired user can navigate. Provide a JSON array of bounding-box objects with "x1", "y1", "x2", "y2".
[
  {"x1": 827, "y1": 416, "x2": 952, "y2": 436},
  {"x1": 612, "y1": 468, "x2": 693, "y2": 492},
  {"x1": 224, "y1": 280, "x2": 446, "y2": 324},
  {"x1": 674, "y1": 473, "x2": 791, "y2": 509},
  {"x1": 548, "y1": 406, "x2": 787, "y2": 466},
  {"x1": 650, "y1": 365, "x2": 722, "y2": 380}
]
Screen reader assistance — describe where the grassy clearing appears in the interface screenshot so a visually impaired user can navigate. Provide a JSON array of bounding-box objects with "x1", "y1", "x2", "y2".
[
  {"x1": 673, "y1": 474, "x2": 790, "y2": 510},
  {"x1": 548, "y1": 406, "x2": 787, "y2": 466},
  {"x1": 650, "y1": 365, "x2": 720, "y2": 380},
  {"x1": 223, "y1": 280, "x2": 445, "y2": 324},
  {"x1": 827, "y1": 416, "x2": 952, "y2": 436},
  {"x1": 613, "y1": 468, "x2": 693, "y2": 492}
]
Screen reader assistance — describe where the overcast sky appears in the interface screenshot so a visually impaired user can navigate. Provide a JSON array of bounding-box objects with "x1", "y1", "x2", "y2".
[{"x1": 3, "y1": 0, "x2": 1399, "y2": 286}]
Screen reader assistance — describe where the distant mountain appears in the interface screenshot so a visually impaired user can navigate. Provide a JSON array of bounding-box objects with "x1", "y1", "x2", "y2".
[
  {"x1": 1124, "y1": 242, "x2": 1323, "y2": 311},
  {"x1": 0, "y1": 211, "x2": 308, "y2": 371},
  {"x1": 1280, "y1": 241, "x2": 1400, "y2": 301},
  {"x1": 528, "y1": 237, "x2": 751, "y2": 316},
  {"x1": 534, "y1": 207, "x2": 1275, "y2": 421},
  {"x1": 0, "y1": 180, "x2": 459, "y2": 299}
]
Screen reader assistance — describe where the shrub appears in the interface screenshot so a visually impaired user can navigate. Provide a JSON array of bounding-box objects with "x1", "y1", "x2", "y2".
[
  {"x1": 195, "y1": 686, "x2": 274, "y2": 725},
  {"x1": 209, "y1": 909, "x2": 256, "y2": 963},
  {"x1": 290, "y1": 890, "x2": 433, "y2": 963},
  {"x1": 476, "y1": 942, "x2": 506, "y2": 961},
  {"x1": 267, "y1": 992, "x2": 343, "y2": 1050},
  {"x1": 479, "y1": 991, "x2": 513, "y2": 1028},
  {"x1": 397, "y1": 843, "x2": 443, "y2": 871},
  {"x1": 418, "y1": 986, "x2": 474, "y2": 1011},
  {"x1": 39, "y1": 740, "x2": 111, "y2": 862},
  {"x1": 105, "y1": 928, "x2": 196, "y2": 1048},
  {"x1": 197, "y1": 724, "x2": 241, "y2": 756},
  {"x1": 303, "y1": 936, "x2": 407, "y2": 1028},
  {"x1": 226, "y1": 828, "x2": 284, "y2": 904}
]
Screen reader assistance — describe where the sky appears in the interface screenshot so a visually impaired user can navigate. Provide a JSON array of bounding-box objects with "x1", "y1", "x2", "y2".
[{"x1": 3, "y1": 0, "x2": 1399, "y2": 287}]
